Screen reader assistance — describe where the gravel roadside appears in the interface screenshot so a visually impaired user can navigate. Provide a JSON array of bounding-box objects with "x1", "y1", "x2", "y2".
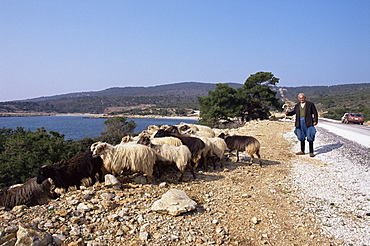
[
  {"x1": 286, "y1": 125, "x2": 370, "y2": 246},
  {"x1": 3, "y1": 120, "x2": 365, "y2": 245}
]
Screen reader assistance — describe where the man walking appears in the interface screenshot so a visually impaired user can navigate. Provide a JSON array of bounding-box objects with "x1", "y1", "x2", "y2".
[{"x1": 285, "y1": 93, "x2": 318, "y2": 157}]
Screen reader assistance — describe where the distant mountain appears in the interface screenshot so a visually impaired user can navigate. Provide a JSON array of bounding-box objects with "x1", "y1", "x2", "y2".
[
  {"x1": 24, "y1": 82, "x2": 243, "y2": 102},
  {"x1": 1, "y1": 82, "x2": 369, "y2": 120},
  {"x1": 0, "y1": 82, "x2": 243, "y2": 115}
]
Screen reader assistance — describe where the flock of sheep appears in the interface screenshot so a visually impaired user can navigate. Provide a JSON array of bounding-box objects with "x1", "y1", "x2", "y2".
[{"x1": 0, "y1": 123, "x2": 262, "y2": 209}]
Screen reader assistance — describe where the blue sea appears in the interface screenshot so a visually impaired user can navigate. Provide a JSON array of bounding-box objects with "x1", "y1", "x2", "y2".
[{"x1": 0, "y1": 116, "x2": 197, "y2": 141}]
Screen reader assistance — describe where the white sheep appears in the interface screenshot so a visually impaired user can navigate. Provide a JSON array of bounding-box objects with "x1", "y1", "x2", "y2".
[
  {"x1": 91, "y1": 142, "x2": 157, "y2": 183},
  {"x1": 192, "y1": 135, "x2": 213, "y2": 170},
  {"x1": 150, "y1": 137, "x2": 182, "y2": 146},
  {"x1": 178, "y1": 123, "x2": 216, "y2": 138},
  {"x1": 137, "y1": 136, "x2": 196, "y2": 181},
  {"x1": 121, "y1": 134, "x2": 182, "y2": 147},
  {"x1": 207, "y1": 137, "x2": 228, "y2": 169}
]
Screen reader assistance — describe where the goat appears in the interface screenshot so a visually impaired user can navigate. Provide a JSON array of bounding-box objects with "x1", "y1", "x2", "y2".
[
  {"x1": 37, "y1": 151, "x2": 103, "y2": 191},
  {"x1": 154, "y1": 126, "x2": 207, "y2": 169},
  {"x1": 91, "y1": 141, "x2": 157, "y2": 183},
  {"x1": 218, "y1": 133, "x2": 262, "y2": 165},
  {"x1": 0, "y1": 177, "x2": 57, "y2": 209},
  {"x1": 137, "y1": 135, "x2": 196, "y2": 181}
]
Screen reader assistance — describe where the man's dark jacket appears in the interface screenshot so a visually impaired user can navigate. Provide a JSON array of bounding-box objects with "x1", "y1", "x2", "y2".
[{"x1": 286, "y1": 101, "x2": 318, "y2": 128}]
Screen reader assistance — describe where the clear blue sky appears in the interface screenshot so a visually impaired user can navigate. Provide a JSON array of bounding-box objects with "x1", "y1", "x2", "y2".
[{"x1": 1, "y1": 0, "x2": 369, "y2": 101}]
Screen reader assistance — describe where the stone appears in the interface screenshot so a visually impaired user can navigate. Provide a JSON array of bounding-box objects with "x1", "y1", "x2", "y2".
[
  {"x1": 100, "y1": 201, "x2": 117, "y2": 210},
  {"x1": 5, "y1": 225, "x2": 18, "y2": 233},
  {"x1": 52, "y1": 234, "x2": 66, "y2": 246},
  {"x1": 68, "y1": 238, "x2": 84, "y2": 246},
  {"x1": 118, "y1": 207, "x2": 130, "y2": 217},
  {"x1": 251, "y1": 217, "x2": 260, "y2": 224},
  {"x1": 12, "y1": 205, "x2": 27, "y2": 211},
  {"x1": 139, "y1": 223, "x2": 150, "y2": 241},
  {"x1": 104, "y1": 174, "x2": 121, "y2": 189},
  {"x1": 133, "y1": 176, "x2": 148, "y2": 184},
  {"x1": 241, "y1": 193, "x2": 252, "y2": 198},
  {"x1": 0, "y1": 232, "x2": 16, "y2": 245},
  {"x1": 151, "y1": 189, "x2": 197, "y2": 216},
  {"x1": 15, "y1": 224, "x2": 53, "y2": 246},
  {"x1": 100, "y1": 192, "x2": 116, "y2": 200},
  {"x1": 76, "y1": 203, "x2": 90, "y2": 213}
]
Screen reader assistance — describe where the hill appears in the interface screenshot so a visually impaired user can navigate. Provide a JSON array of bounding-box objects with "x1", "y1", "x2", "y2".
[
  {"x1": 0, "y1": 82, "x2": 243, "y2": 116},
  {"x1": 0, "y1": 82, "x2": 369, "y2": 120},
  {"x1": 275, "y1": 83, "x2": 370, "y2": 120}
]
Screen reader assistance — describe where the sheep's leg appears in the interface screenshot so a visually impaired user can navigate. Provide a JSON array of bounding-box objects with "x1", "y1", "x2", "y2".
[
  {"x1": 210, "y1": 156, "x2": 216, "y2": 170},
  {"x1": 236, "y1": 150, "x2": 240, "y2": 162},
  {"x1": 220, "y1": 156, "x2": 224, "y2": 169},
  {"x1": 200, "y1": 155, "x2": 208, "y2": 170},
  {"x1": 256, "y1": 149, "x2": 262, "y2": 166},
  {"x1": 192, "y1": 156, "x2": 202, "y2": 170},
  {"x1": 155, "y1": 164, "x2": 163, "y2": 178},
  {"x1": 91, "y1": 175, "x2": 97, "y2": 185},
  {"x1": 98, "y1": 170, "x2": 104, "y2": 182},
  {"x1": 146, "y1": 175, "x2": 153, "y2": 183},
  {"x1": 187, "y1": 163, "x2": 196, "y2": 180},
  {"x1": 178, "y1": 171, "x2": 184, "y2": 182}
]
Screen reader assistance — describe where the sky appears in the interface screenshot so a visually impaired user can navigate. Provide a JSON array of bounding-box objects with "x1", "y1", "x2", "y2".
[{"x1": 1, "y1": 0, "x2": 369, "y2": 102}]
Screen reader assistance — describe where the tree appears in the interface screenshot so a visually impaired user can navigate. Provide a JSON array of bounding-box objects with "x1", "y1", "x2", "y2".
[
  {"x1": 236, "y1": 72, "x2": 281, "y2": 121},
  {"x1": 100, "y1": 117, "x2": 137, "y2": 144},
  {"x1": 198, "y1": 84, "x2": 243, "y2": 127},
  {"x1": 0, "y1": 127, "x2": 78, "y2": 188},
  {"x1": 198, "y1": 72, "x2": 282, "y2": 126}
]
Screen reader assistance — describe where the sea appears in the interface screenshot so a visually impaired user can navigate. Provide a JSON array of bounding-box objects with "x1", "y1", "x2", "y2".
[{"x1": 0, "y1": 116, "x2": 198, "y2": 141}]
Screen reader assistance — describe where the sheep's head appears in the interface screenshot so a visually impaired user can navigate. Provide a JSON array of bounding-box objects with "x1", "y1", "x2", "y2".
[
  {"x1": 147, "y1": 125, "x2": 159, "y2": 132},
  {"x1": 120, "y1": 136, "x2": 133, "y2": 144},
  {"x1": 166, "y1": 125, "x2": 180, "y2": 134},
  {"x1": 91, "y1": 142, "x2": 108, "y2": 158},
  {"x1": 137, "y1": 136, "x2": 151, "y2": 146},
  {"x1": 37, "y1": 165, "x2": 53, "y2": 184},
  {"x1": 154, "y1": 129, "x2": 169, "y2": 138},
  {"x1": 159, "y1": 124, "x2": 169, "y2": 130},
  {"x1": 90, "y1": 141, "x2": 103, "y2": 152},
  {"x1": 218, "y1": 133, "x2": 227, "y2": 139},
  {"x1": 178, "y1": 124, "x2": 190, "y2": 132}
]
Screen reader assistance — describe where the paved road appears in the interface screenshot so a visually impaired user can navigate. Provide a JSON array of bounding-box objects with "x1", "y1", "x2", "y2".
[
  {"x1": 310, "y1": 118, "x2": 370, "y2": 168},
  {"x1": 317, "y1": 118, "x2": 370, "y2": 148}
]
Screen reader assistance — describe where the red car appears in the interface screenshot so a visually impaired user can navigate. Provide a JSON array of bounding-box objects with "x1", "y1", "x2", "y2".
[{"x1": 341, "y1": 113, "x2": 365, "y2": 125}]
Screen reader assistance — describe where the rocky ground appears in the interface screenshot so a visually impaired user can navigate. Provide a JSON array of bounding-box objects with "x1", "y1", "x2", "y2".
[{"x1": 0, "y1": 120, "x2": 343, "y2": 245}]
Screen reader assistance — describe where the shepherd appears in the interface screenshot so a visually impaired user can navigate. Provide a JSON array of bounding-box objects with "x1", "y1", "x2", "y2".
[{"x1": 285, "y1": 93, "x2": 318, "y2": 157}]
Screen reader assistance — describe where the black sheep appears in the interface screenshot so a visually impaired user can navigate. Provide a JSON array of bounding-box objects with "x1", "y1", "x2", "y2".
[
  {"x1": 37, "y1": 151, "x2": 103, "y2": 191},
  {"x1": 218, "y1": 133, "x2": 262, "y2": 165},
  {"x1": 0, "y1": 177, "x2": 58, "y2": 209},
  {"x1": 154, "y1": 126, "x2": 207, "y2": 169}
]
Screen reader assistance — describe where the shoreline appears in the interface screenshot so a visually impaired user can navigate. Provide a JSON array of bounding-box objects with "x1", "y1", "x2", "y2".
[{"x1": 0, "y1": 112, "x2": 199, "y2": 121}]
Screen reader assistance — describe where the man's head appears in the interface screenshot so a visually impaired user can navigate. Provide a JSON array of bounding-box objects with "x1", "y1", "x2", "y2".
[{"x1": 298, "y1": 93, "x2": 306, "y2": 104}]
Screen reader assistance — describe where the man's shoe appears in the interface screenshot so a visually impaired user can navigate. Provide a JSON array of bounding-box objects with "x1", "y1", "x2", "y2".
[
  {"x1": 309, "y1": 153, "x2": 315, "y2": 157},
  {"x1": 296, "y1": 151, "x2": 305, "y2": 155}
]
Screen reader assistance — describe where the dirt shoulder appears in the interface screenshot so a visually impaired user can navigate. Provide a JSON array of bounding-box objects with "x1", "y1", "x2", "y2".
[{"x1": 0, "y1": 120, "x2": 339, "y2": 245}]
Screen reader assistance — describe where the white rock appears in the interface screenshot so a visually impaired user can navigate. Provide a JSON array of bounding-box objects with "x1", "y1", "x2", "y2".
[
  {"x1": 104, "y1": 174, "x2": 121, "y2": 189},
  {"x1": 77, "y1": 203, "x2": 90, "y2": 213},
  {"x1": 151, "y1": 189, "x2": 197, "y2": 216},
  {"x1": 52, "y1": 234, "x2": 66, "y2": 246},
  {"x1": 16, "y1": 224, "x2": 53, "y2": 246},
  {"x1": 159, "y1": 182, "x2": 168, "y2": 188}
]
